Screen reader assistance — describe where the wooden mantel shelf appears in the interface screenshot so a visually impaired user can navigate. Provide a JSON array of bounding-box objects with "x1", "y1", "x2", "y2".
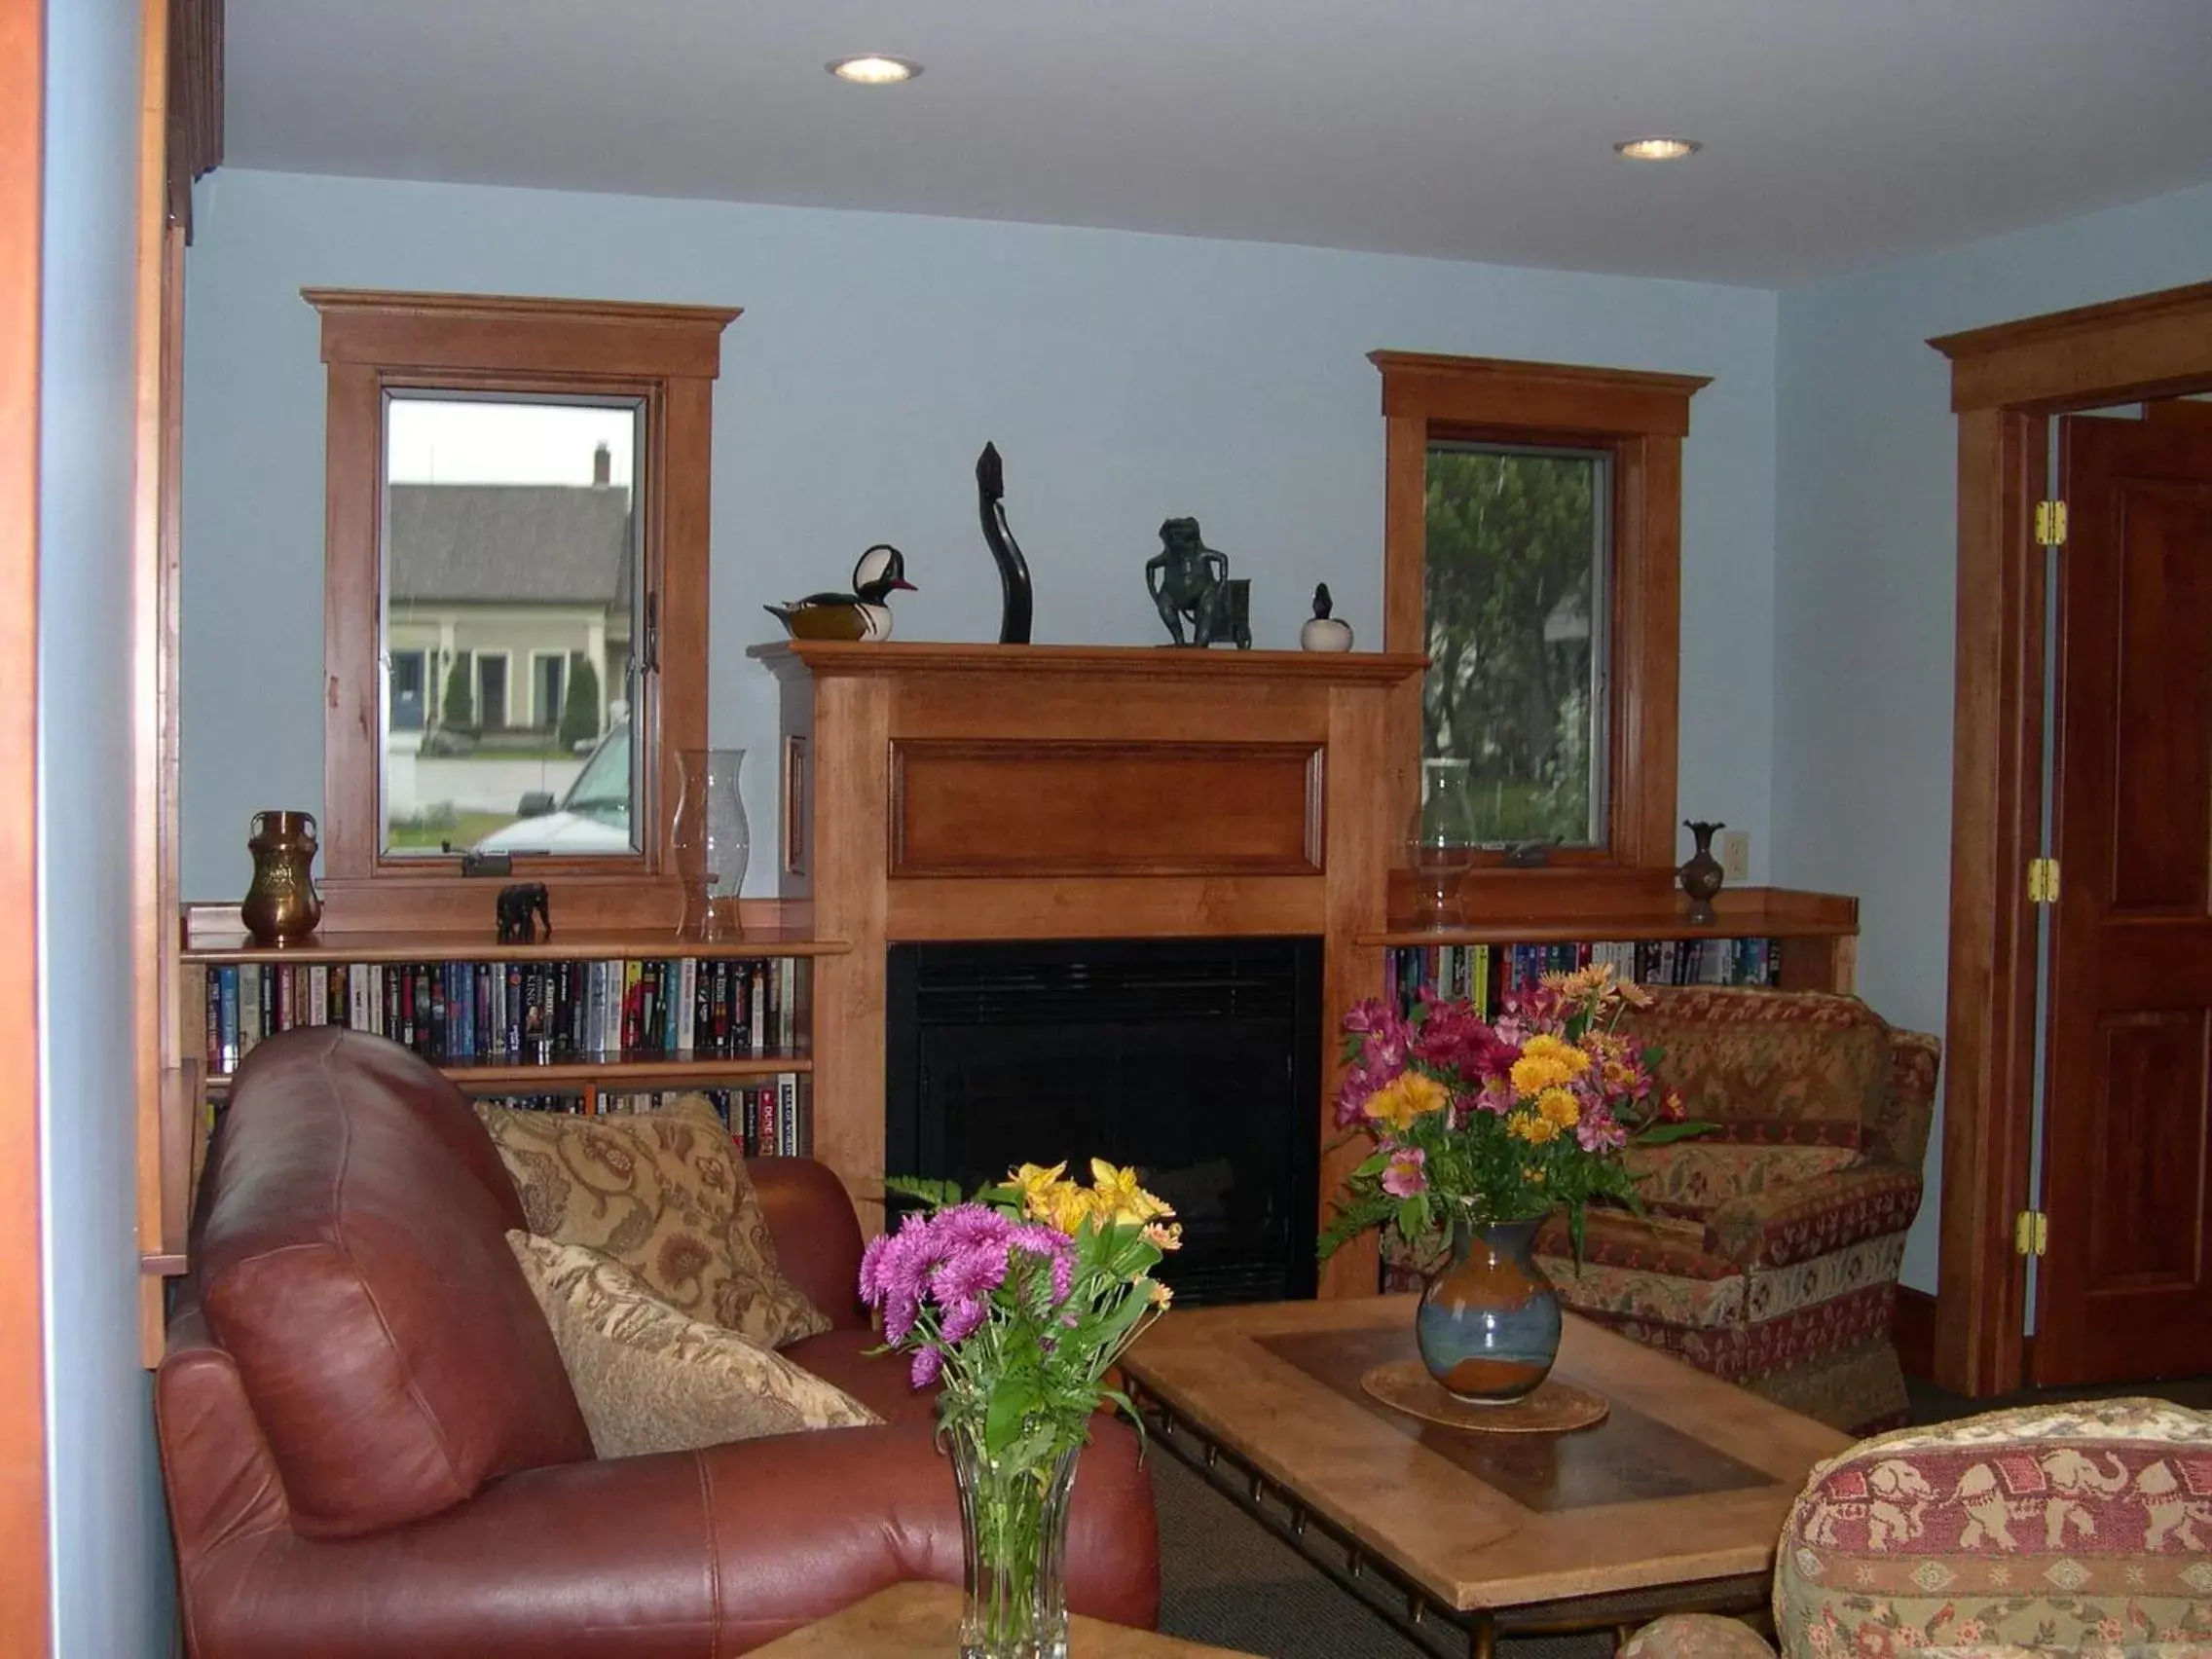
[{"x1": 751, "y1": 641, "x2": 1431, "y2": 686}]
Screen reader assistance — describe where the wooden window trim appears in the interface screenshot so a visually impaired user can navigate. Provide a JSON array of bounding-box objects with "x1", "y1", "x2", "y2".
[
  {"x1": 1372, "y1": 350, "x2": 1709, "y2": 872},
  {"x1": 306, "y1": 289, "x2": 738, "y2": 933}
]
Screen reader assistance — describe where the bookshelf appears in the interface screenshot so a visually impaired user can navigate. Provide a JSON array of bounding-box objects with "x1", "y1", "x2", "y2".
[
  {"x1": 175, "y1": 918, "x2": 851, "y2": 1205},
  {"x1": 1359, "y1": 884, "x2": 1858, "y2": 996}
]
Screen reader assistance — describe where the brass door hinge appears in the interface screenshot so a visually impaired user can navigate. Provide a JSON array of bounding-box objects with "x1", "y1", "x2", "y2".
[
  {"x1": 2028, "y1": 857, "x2": 2060, "y2": 903},
  {"x1": 2014, "y1": 1209, "x2": 2048, "y2": 1257},
  {"x1": 2035, "y1": 500, "x2": 2068, "y2": 547}
]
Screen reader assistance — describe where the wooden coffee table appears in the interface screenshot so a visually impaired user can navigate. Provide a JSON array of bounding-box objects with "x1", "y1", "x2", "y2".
[
  {"x1": 1121, "y1": 1298, "x2": 1849, "y2": 1659},
  {"x1": 748, "y1": 1581, "x2": 1260, "y2": 1656}
]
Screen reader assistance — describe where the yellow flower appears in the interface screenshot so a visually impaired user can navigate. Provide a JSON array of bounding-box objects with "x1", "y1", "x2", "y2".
[
  {"x1": 1510, "y1": 1034, "x2": 1590, "y2": 1095},
  {"x1": 1522, "y1": 1165, "x2": 1546, "y2": 1184},
  {"x1": 1089, "y1": 1158, "x2": 1175, "y2": 1226},
  {"x1": 1507, "y1": 1109, "x2": 1565, "y2": 1145},
  {"x1": 1039, "y1": 1183, "x2": 1098, "y2": 1235},
  {"x1": 1362, "y1": 1071, "x2": 1451, "y2": 1132},
  {"x1": 1008, "y1": 1161, "x2": 1070, "y2": 1219},
  {"x1": 1143, "y1": 1220, "x2": 1184, "y2": 1252},
  {"x1": 1148, "y1": 1279, "x2": 1175, "y2": 1308},
  {"x1": 1537, "y1": 1087, "x2": 1580, "y2": 1130}
]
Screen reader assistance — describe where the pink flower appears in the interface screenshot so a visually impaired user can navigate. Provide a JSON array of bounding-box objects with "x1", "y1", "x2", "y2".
[
  {"x1": 1380, "y1": 1146, "x2": 1427, "y2": 1197},
  {"x1": 1473, "y1": 1075, "x2": 1518, "y2": 1116},
  {"x1": 909, "y1": 1345, "x2": 943, "y2": 1388},
  {"x1": 1411, "y1": 998, "x2": 1520, "y2": 1083},
  {"x1": 1342, "y1": 998, "x2": 1400, "y2": 1036},
  {"x1": 1575, "y1": 1106, "x2": 1627, "y2": 1153}
]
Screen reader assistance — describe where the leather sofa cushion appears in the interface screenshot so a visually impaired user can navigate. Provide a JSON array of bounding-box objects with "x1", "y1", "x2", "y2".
[
  {"x1": 508, "y1": 1232, "x2": 879, "y2": 1457},
  {"x1": 197, "y1": 1029, "x2": 594, "y2": 1539},
  {"x1": 478, "y1": 1094, "x2": 831, "y2": 1346}
]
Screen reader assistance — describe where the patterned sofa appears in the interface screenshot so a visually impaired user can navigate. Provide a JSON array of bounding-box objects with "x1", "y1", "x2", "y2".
[
  {"x1": 1622, "y1": 1395, "x2": 2212, "y2": 1658},
  {"x1": 1534, "y1": 985, "x2": 1940, "y2": 1435}
]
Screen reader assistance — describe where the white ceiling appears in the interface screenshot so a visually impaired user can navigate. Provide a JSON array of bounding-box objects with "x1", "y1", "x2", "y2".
[{"x1": 225, "y1": 0, "x2": 2212, "y2": 287}]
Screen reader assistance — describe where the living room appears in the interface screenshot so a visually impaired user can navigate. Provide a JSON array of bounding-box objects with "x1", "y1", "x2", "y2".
[{"x1": 12, "y1": 3, "x2": 2212, "y2": 1654}]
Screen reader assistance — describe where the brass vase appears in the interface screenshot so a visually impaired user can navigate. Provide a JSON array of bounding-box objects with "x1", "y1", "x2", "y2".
[
  {"x1": 1678, "y1": 819, "x2": 1724, "y2": 927},
  {"x1": 240, "y1": 809, "x2": 322, "y2": 944}
]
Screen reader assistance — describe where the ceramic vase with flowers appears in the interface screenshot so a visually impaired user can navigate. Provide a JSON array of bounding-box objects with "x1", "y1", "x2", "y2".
[
  {"x1": 861, "y1": 1161, "x2": 1180, "y2": 1659},
  {"x1": 1321, "y1": 965, "x2": 1707, "y2": 1404}
]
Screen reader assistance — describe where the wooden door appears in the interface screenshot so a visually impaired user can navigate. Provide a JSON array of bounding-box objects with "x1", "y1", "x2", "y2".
[{"x1": 2035, "y1": 401, "x2": 2212, "y2": 1384}]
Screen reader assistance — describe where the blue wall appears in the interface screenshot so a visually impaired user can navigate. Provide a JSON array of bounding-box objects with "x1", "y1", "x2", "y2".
[
  {"x1": 1772, "y1": 179, "x2": 2212, "y2": 1291},
  {"x1": 179, "y1": 168, "x2": 1783, "y2": 900},
  {"x1": 38, "y1": 0, "x2": 176, "y2": 1651}
]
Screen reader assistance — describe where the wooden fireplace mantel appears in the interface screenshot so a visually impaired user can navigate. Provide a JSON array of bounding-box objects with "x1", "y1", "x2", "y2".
[{"x1": 752, "y1": 640, "x2": 1428, "y2": 1298}]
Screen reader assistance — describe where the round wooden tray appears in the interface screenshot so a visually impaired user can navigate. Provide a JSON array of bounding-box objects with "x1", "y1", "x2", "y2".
[{"x1": 1360, "y1": 1360, "x2": 1609, "y2": 1433}]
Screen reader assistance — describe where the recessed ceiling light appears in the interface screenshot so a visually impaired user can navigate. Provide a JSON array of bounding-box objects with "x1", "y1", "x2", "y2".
[
  {"x1": 828, "y1": 55, "x2": 922, "y2": 86},
  {"x1": 1613, "y1": 136, "x2": 1701, "y2": 162}
]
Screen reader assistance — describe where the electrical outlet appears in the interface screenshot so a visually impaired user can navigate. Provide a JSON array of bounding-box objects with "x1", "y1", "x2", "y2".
[{"x1": 1720, "y1": 830, "x2": 1751, "y2": 882}]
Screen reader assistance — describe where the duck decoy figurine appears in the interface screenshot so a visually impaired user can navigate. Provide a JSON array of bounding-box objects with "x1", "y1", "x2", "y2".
[
  {"x1": 763, "y1": 543, "x2": 917, "y2": 642},
  {"x1": 1300, "y1": 582, "x2": 1354, "y2": 652}
]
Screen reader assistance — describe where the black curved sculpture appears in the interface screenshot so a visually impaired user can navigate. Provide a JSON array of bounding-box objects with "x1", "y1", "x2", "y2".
[{"x1": 976, "y1": 442, "x2": 1034, "y2": 645}]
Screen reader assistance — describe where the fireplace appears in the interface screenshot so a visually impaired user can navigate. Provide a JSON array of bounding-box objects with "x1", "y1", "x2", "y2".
[{"x1": 886, "y1": 937, "x2": 1322, "y2": 1306}]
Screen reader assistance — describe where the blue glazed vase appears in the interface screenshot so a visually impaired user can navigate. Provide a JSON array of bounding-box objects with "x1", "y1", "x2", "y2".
[{"x1": 1414, "y1": 1216, "x2": 1562, "y2": 1404}]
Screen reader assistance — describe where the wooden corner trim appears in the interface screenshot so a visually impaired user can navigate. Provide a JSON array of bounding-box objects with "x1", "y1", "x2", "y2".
[
  {"x1": 304, "y1": 289, "x2": 741, "y2": 379},
  {"x1": 1368, "y1": 350, "x2": 1709, "y2": 435}
]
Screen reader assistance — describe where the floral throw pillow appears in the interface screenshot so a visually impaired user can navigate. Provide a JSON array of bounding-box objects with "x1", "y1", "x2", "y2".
[
  {"x1": 507, "y1": 1233, "x2": 877, "y2": 1458},
  {"x1": 475, "y1": 1093, "x2": 829, "y2": 1346}
]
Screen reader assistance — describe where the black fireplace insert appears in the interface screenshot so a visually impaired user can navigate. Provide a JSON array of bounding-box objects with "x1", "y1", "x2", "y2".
[{"x1": 885, "y1": 937, "x2": 1321, "y2": 1306}]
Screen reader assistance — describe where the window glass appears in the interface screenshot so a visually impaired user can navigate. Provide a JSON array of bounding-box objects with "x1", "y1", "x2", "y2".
[
  {"x1": 380, "y1": 394, "x2": 643, "y2": 857},
  {"x1": 1422, "y1": 443, "x2": 1610, "y2": 848}
]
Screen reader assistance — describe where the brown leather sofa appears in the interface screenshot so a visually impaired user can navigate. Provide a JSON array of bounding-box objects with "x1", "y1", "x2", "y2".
[{"x1": 156, "y1": 1026, "x2": 1161, "y2": 1657}]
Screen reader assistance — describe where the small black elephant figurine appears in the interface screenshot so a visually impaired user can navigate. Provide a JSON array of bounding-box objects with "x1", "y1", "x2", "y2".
[{"x1": 496, "y1": 882, "x2": 551, "y2": 944}]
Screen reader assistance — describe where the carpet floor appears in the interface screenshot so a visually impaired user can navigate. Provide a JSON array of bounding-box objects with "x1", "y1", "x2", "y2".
[{"x1": 1150, "y1": 1445, "x2": 1614, "y2": 1659}]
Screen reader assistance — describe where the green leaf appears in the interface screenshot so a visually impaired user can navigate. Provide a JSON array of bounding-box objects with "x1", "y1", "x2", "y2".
[
  {"x1": 986, "y1": 1378, "x2": 1040, "y2": 1456},
  {"x1": 883, "y1": 1174, "x2": 964, "y2": 1209},
  {"x1": 1634, "y1": 1119, "x2": 1719, "y2": 1146}
]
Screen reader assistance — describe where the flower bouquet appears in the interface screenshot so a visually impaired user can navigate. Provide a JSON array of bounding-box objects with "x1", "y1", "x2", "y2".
[
  {"x1": 861, "y1": 1160, "x2": 1179, "y2": 1659},
  {"x1": 1321, "y1": 963, "x2": 1706, "y2": 1401}
]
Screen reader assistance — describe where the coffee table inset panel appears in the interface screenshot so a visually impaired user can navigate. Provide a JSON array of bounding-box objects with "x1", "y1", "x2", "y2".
[{"x1": 1260, "y1": 1325, "x2": 1773, "y2": 1512}]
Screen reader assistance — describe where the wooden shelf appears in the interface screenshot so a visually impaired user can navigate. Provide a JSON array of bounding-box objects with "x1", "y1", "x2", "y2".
[
  {"x1": 202, "y1": 1048, "x2": 812, "y2": 1095},
  {"x1": 1360, "y1": 884, "x2": 1857, "y2": 947},
  {"x1": 181, "y1": 926, "x2": 848, "y2": 965},
  {"x1": 754, "y1": 640, "x2": 1431, "y2": 688}
]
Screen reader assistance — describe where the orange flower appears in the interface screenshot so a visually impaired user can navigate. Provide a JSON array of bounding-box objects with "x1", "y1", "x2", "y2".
[{"x1": 1362, "y1": 1071, "x2": 1450, "y2": 1131}]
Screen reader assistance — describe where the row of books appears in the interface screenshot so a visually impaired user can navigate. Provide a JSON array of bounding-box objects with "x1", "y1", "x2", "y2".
[
  {"x1": 1386, "y1": 937, "x2": 1786, "y2": 1016},
  {"x1": 202, "y1": 955, "x2": 801, "y2": 1075},
  {"x1": 476, "y1": 1079, "x2": 812, "y2": 1160}
]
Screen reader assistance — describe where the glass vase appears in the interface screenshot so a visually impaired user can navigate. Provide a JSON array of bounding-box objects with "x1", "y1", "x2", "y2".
[
  {"x1": 1415, "y1": 1216, "x2": 1562, "y2": 1404},
  {"x1": 671, "y1": 747, "x2": 750, "y2": 940},
  {"x1": 947, "y1": 1419, "x2": 1081, "y2": 1659}
]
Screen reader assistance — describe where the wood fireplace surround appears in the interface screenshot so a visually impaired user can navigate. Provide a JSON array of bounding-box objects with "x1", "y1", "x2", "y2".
[{"x1": 754, "y1": 641, "x2": 1427, "y2": 1299}]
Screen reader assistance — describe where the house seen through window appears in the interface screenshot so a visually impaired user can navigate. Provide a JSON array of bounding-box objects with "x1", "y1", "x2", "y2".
[{"x1": 380, "y1": 394, "x2": 643, "y2": 856}]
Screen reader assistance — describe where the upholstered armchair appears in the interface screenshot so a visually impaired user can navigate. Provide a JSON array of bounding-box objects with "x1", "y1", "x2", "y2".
[
  {"x1": 1623, "y1": 1396, "x2": 2212, "y2": 1658},
  {"x1": 1530, "y1": 985, "x2": 1940, "y2": 1435}
]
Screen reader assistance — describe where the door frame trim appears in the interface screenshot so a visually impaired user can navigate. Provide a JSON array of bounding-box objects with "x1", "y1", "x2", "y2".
[
  {"x1": 1928, "y1": 278, "x2": 2212, "y2": 1394},
  {"x1": 0, "y1": 0, "x2": 49, "y2": 1643}
]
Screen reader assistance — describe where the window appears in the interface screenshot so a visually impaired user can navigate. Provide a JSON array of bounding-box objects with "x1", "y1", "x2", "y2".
[
  {"x1": 308, "y1": 289, "x2": 739, "y2": 928},
  {"x1": 1423, "y1": 442, "x2": 1610, "y2": 847},
  {"x1": 382, "y1": 391, "x2": 642, "y2": 856},
  {"x1": 1372, "y1": 351, "x2": 1707, "y2": 870}
]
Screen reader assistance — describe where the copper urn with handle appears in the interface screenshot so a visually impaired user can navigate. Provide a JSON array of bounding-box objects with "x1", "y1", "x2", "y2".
[{"x1": 240, "y1": 809, "x2": 322, "y2": 943}]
